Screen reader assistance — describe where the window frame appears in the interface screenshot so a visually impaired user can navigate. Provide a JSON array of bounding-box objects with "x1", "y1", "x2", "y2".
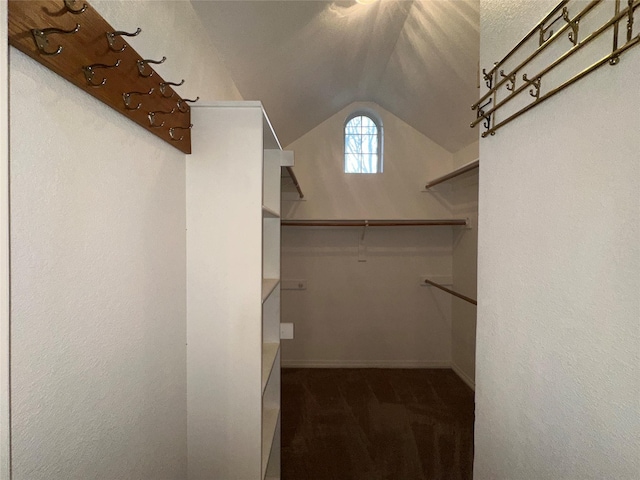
[{"x1": 343, "y1": 111, "x2": 383, "y2": 174}]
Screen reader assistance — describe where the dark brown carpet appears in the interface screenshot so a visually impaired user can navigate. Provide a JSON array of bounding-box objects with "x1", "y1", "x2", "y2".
[{"x1": 281, "y1": 368, "x2": 474, "y2": 480}]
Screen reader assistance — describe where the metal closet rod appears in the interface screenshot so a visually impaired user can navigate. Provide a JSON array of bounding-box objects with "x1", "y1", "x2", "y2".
[
  {"x1": 425, "y1": 159, "x2": 479, "y2": 189},
  {"x1": 281, "y1": 219, "x2": 468, "y2": 227},
  {"x1": 285, "y1": 166, "x2": 304, "y2": 199},
  {"x1": 423, "y1": 278, "x2": 477, "y2": 306}
]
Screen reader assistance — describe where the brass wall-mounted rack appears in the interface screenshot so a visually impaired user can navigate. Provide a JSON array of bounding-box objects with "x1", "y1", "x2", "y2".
[
  {"x1": 8, "y1": 0, "x2": 198, "y2": 154},
  {"x1": 472, "y1": 0, "x2": 639, "y2": 138}
]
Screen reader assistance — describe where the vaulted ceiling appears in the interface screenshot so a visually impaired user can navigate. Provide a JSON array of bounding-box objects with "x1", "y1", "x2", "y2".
[{"x1": 192, "y1": 0, "x2": 480, "y2": 152}]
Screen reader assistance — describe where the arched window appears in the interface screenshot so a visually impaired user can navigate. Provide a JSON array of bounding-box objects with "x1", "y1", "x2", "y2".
[{"x1": 344, "y1": 113, "x2": 383, "y2": 173}]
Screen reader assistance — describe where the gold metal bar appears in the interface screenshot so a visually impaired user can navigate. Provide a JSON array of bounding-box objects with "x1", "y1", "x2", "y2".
[
  {"x1": 613, "y1": 0, "x2": 621, "y2": 52},
  {"x1": 473, "y1": 0, "x2": 601, "y2": 110},
  {"x1": 285, "y1": 166, "x2": 304, "y2": 199},
  {"x1": 281, "y1": 219, "x2": 468, "y2": 227},
  {"x1": 424, "y1": 160, "x2": 479, "y2": 189},
  {"x1": 472, "y1": 0, "x2": 638, "y2": 129},
  {"x1": 423, "y1": 278, "x2": 477, "y2": 306},
  {"x1": 483, "y1": 34, "x2": 640, "y2": 137},
  {"x1": 628, "y1": 0, "x2": 635, "y2": 41}
]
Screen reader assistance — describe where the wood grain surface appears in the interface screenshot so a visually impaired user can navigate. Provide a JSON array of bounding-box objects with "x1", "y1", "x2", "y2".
[{"x1": 8, "y1": 0, "x2": 192, "y2": 153}]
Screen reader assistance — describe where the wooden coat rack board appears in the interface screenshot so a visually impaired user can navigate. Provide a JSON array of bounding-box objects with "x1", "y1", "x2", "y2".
[{"x1": 8, "y1": 0, "x2": 194, "y2": 154}]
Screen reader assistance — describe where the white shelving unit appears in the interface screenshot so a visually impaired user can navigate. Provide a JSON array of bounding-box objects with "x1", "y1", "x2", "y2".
[{"x1": 186, "y1": 101, "x2": 283, "y2": 480}]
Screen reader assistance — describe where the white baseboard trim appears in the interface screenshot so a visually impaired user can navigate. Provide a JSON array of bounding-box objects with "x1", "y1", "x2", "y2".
[
  {"x1": 281, "y1": 359, "x2": 451, "y2": 369},
  {"x1": 451, "y1": 362, "x2": 475, "y2": 391}
]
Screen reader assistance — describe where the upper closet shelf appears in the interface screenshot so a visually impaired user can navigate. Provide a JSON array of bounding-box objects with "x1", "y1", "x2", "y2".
[
  {"x1": 281, "y1": 219, "x2": 468, "y2": 227},
  {"x1": 424, "y1": 159, "x2": 479, "y2": 189}
]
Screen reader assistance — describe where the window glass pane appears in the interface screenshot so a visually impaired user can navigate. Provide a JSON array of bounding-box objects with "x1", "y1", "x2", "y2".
[
  {"x1": 345, "y1": 134, "x2": 360, "y2": 155},
  {"x1": 361, "y1": 153, "x2": 378, "y2": 173},
  {"x1": 361, "y1": 134, "x2": 377, "y2": 154},
  {"x1": 360, "y1": 116, "x2": 375, "y2": 128},
  {"x1": 345, "y1": 120, "x2": 360, "y2": 137},
  {"x1": 345, "y1": 153, "x2": 361, "y2": 173},
  {"x1": 344, "y1": 114, "x2": 380, "y2": 174}
]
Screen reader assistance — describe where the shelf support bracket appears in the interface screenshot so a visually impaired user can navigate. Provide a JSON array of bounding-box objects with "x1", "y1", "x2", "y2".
[{"x1": 358, "y1": 221, "x2": 368, "y2": 262}]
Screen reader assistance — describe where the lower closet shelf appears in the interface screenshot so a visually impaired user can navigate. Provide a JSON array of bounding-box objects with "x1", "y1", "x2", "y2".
[
  {"x1": 262, "y1": 343, "x2": 280, "y2": 393},
  {"x1": 261, "y1": 408, "x2": 280, "y2": 477}
]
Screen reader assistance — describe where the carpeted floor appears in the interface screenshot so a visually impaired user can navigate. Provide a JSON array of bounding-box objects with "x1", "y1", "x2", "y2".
[{"x1": 281, "y1": 368, "x2": 474, "y2": 480}]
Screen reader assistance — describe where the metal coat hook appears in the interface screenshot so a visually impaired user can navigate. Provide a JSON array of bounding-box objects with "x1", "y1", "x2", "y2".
[
  {"x1": 626, "y1": 0, "x2": 634, "y2": 41},
  {"x1": 500, "y1": 70, "x2": 516, "y2": 91},
  {"x1": 82, "y1": 60, "x2": 121, "y2": 87},
  {"x1": 31, "y1": 23, "x2": 80, "y2": 56},
  {"x1": 137, "y1": 56, "x2": 166, "y2": 78},
  {"x1": 482, "y1": 114, "x2": 493, "y2": 132},
  {"x1": 539, "y1": 8, "x2": 565, "y2": 45},
  {"x1": 159, "y1": 79, "x2": 185, "y2": 98},
  {"x1": 177, "y1": 97, "x2": 199, "y2": 113},
  {"x1": 562, "y1": 7, "x2": 580, "y2": 45},
  {"x1": 476, "y1": 97, "x2": 494, "y2": 137},
  {"x1": 64, "y1": 0, "x2": 87, "y2": 14},
  {"x1": 106, "y1": 27, "x2": 141, "y2": 52},
  {"x1": 522, "y1": 74, "x2": 541, "y2": 99},
  {"x1": 123, "y1": 88, "x2": 154, "y2": 110},
  {"x1": 476, "y1": 97, "x2": 492, "y2": 119},
  {"x1": 148, "y1": 108, "x2": 176, "y2": 128},
  {"x1": 481, "y1": 68, "x2": 493, "y2": 89},
  {"x1": 169, "y1": 124, "x2": 193, "y2": 141}
]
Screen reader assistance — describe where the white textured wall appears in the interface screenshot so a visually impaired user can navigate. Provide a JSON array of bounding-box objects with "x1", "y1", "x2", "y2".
[
  {"x1": 475, "y1": 1, "x2": 640, "y2": 478},
  {"x1": 281, "y1": 102, "x2": 457, "y2": 367},
  {"x1": 451, "y1": 141, "x2": 478, "y2": 389},
  {"x1": 9, "y1": 2, "x2": 241, "y2": 479},
  {"x1": 1, "y1": 1, "x2": 10, "y2": 477}
]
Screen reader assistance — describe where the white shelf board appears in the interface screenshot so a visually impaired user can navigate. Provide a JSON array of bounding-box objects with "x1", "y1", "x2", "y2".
[
  {"x1": 262, "y1": 343, "x2": 279, "y2": 394},
  {"x1": 262, "y1": 278, "x2": 280, "y2": 303},
  {"x1": 261, "y1": 408, "x2": 280, "y2": 478},
  {"x1": 262, "y1": 205, "x2": 280, "y2": 218}
]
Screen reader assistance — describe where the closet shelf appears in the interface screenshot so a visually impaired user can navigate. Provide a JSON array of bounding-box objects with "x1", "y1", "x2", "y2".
[
  {"x1": 262, "y1": 205, "x2": 280, "y2": 218},
  {"x1": 261, "y1": 343, "x2": 279, "y2": 394},
  {"x1": 281, "y1": 219, "x2": 468, "y2": 227},
  {"x1": 261, "y1": 408, "x2": 280, "y2": 478},
  {"x1": 424, "y1": 159, "x2": 479, "y2": 189},
  {"x1": 262, "y1": 278, "x2": 280, "y2": 303}
]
